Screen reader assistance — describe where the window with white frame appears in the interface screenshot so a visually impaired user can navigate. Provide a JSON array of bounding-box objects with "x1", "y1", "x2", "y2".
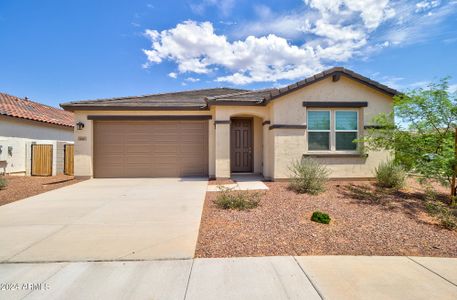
[{"x1": 307, "y1": 110, "x2": 359, "y2": 152}]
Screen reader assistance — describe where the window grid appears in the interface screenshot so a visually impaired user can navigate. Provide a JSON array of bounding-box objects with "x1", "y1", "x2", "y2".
[
  {"x1": 307, "y1": 109, "x2": 359, "y2": 152},
  {"x1": 307, "y1": 111, "x2": 331, "y2": 151}
]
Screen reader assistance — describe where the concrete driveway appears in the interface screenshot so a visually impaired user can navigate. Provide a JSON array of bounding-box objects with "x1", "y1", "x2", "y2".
[{"x1": 0, "y1": 178, "x2": 208, "y2": 262}]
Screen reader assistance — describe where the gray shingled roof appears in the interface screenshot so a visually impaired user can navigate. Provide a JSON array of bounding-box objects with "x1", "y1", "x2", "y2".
[
  {"x1": 266, "y1": 67, "x2": 399, "y2": 102},
  {"x1": 60, "y1": 88, "x2": 246, "y2": 110},
  {"x1": 61, "y1": 67, "x2": 399, "y2": 111},
  {"x1": 206, "y1": 67, "x2": 399, "y2": 105},
  {"x1": 206, "y1": 89, "x2": 277, "y2": 105}
]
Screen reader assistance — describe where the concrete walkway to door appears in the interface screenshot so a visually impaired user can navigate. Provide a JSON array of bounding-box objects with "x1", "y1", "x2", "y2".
[{"x1": 0, "y1": 178, "x2": 208, "y2": 262}]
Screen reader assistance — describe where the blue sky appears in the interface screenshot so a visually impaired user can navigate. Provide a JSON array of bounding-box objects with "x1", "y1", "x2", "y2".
[{"x1": 1, "y1": 0, "x2": 456, "y2": 108}]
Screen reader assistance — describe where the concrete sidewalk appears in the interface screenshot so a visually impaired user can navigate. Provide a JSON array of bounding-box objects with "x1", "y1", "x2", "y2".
[{"x1": 1, "y1": 256, "x2": 456, "y2": 300}]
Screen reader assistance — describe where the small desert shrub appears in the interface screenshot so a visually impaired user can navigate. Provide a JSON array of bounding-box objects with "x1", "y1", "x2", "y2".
[
  {"x1": 425, "y1": 192, "x2": 457, "y2": 231},
  {"x1": 0, "y1": 177, "x2": 7, "y2": 190},
  {"x1": 375, "y1": 160, "x2": 406, "y2": 190},
  {"x1": 214, "y1": 187, "x2": 260, "y2": 210},
  {"x1": 311, "y1": 211, "x2": 331, "y2": 224},
  {"x1": 441, "y1": 216, "x2": 457, "y2": 230},
  {"x1": 289, "y1": 158, "x2": 329, "y2": 195}
]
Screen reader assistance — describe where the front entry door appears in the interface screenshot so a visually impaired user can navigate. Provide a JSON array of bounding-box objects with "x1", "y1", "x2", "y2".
[{"x1": 231, "y1": 118, "x2": 253, "y2": 172}]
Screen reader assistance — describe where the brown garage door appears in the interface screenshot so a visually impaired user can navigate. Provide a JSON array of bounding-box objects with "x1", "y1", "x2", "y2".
[{"x1": 94, "y1": 120, "x2": 208, "y2": 178}]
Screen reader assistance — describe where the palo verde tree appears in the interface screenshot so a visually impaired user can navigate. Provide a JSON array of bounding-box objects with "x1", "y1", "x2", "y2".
[{"x1": 360, "y1": 77, "x2": 457, "y2": 201}]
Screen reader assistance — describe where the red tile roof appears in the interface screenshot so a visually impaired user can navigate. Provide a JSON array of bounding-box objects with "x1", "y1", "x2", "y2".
[{"x1": 0, "y1": 92, "x2": 74, "y2": 127}]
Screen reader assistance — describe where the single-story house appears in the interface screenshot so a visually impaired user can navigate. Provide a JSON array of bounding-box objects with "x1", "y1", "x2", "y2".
[
  {"x1": 0, "y1": 92, "x2": 74, "y2": 175},
  {"x1": 61, "y1": 67, "x2": 398, "y2": 180}
]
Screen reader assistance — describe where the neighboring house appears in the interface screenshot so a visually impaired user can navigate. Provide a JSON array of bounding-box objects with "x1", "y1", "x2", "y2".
[
  {"x1": 61, "y1": 67, "x2": 398, "y2": 180},
  {"x1": 0, "y1": 93, "x2": 74, "y2": 175}
]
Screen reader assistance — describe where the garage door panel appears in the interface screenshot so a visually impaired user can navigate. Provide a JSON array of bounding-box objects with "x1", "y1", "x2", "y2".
[
  {"x1": 180, "y1": 136, "x2": 205, "y2": 143},
  {"x1": 96, "y1": 153, "x2": 124, "y2": 161},
  {"x1": 95, "y1": 147, "x2": 124, "y2": 155},
  {"x1": 181, "y1": 167, "x2": 207, "y2": 176},
  {"x1": 150, "y1": 166, "x2": 179, "y2": 177},
  {"x1": 96, "y1": 167, "x2": 124, "y2": 178},
  {"x1": 125, "y1": 137, "x2": 151, "y2": 144},
  {"x1": 96, "y1": 135, "x2": 124, "y2": 143},
  {"x1": 125, "y1": 156, "x2": 153, "y2": 164},
  {"x1": 124, "y1": 167, "x2": 153, "y2": 178},
  {"x1": 152, "y1": 155, "x2": 179, "y2": 164},
  {"x1": 151, "y1": 124, "x2": 179, "y2": 132},
  {"x1": 94, "y1": 120, "x2": 208, "y2": 178},
  {"x1": 125, "y1": 145, "x2": 151, "y2": 153},
  {"x1": 180, "y1": 144, "x2": 205, "y2": 152},
  {"x1": 154, "y1": 145, "x2": 179, "y2": 153},
  {"x1": 151, "y1": 135, "x2": 178, "y2": 140}
]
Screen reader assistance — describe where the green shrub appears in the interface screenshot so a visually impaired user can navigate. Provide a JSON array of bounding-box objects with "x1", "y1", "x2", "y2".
[
  {"x1": 426, "y1": 199, "x2": 457, "y2": 231},
  {"x1": 289, "y1": 158, "x2": 329, "y2": 195},
  {"x1": 441, "y1": 216, "x2": 457, "y2": 230},
  {"x1": 0, "y1": 177, "x2": 7, "y2": 190},
  {"x1": 425, "y1": 201, "x2": 447, "y2": 216},
  {"x1": 311, "y1": 211, "x2": 331, "y2": 224},
  {"x1": 214, "y1": 187, "x2": 260, "y2": 210},
  {"x1": 375, "y1": 160, "x2": 406, "y2": 190}
]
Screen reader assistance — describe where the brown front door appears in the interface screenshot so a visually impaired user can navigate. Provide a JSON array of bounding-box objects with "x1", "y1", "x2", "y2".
[{"x1": 231, "y1": 118, "x2": 253, "y2": 172}]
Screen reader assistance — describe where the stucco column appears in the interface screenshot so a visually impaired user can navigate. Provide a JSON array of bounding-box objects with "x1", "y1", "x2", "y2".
[
  {"x1": 74, "y1": 114, "x2": 93, "y2": 178},
  {"x1": 215, "y1": 122, "x2": 231, "y2": 178},
  {"x1": 262, "y1": 123, "x2": 270, "y2": 179}
]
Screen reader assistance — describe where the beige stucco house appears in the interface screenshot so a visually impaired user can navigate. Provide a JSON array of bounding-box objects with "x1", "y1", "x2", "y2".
[
  {"x1": 61, "y1": 67, "x2": 398, "y2": 180},
  {"x1": 0, "y1": 92, "x2": 74, "y2": 175}
]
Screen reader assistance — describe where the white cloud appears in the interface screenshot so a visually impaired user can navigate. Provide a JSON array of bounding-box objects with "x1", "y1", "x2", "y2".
[
  {"x1": 185, "y1": 77, "x2": 200, "y2": 82},
  {"x1": 311, "y1": 19, "x2": 366, "y2": 41},
  {"x1": 168, "y1": 72, "x2": 178, "y2": 79},
  {"x1": 304, "y1": 0, "x2": 395, "y2": 30},
  {"x1": 234, "y1": 10, "x2": 309, "y2": 40},
  {"x1": 143, "y1": 1, "x2": 457, "y2": 85},
  {"x1": 416, "y1": 0, "x2": 440, "y2": 12},
  {"x1": 449, "y1": 83, "x2": 457, "y2": 92},
  {"x1": 234, "y1": 0, "x2": 393, "y2": 42},
  {"x1": 381, "y1": 1, "x2": 457, "y2": 45},
  {"x1": 190, "y1": 0, "x2": 236, "y2": 17},
  {"x1": 143, "y1": 21, "x2": 323, "y2": 84}
]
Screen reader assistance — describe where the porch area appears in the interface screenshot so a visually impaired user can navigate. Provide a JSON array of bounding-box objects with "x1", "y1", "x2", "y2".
[{"x1": 212, "y1": 107, "x2": 272, "y2": 180}]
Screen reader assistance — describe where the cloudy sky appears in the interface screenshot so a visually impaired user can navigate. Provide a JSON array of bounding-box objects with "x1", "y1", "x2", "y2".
[{"x1": 1, "y1": 0, "x2": 456, "y2": 106}]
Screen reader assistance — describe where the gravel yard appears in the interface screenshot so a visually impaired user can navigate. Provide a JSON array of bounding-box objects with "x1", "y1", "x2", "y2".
[
  {"x1": 0, "y1": 175, "x2": 84, "y2": 206},
  {"x1": 196, "y1": 179, "x2": 457, "y2": 258}
]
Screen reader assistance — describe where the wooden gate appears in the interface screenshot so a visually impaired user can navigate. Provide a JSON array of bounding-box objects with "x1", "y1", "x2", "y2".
[
  {"x1": 31, "y1": 144, "x2": 53, "y2": 176},
  {"x1": 64, "y1": 144, "x2": 74, "y2": 176}
]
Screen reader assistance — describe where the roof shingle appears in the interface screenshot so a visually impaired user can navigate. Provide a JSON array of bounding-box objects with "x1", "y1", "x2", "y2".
[
  {"x1": 206, "y1": 89, "x2": 276, "y2": 105},
  {"x1": 60, "y1": 88, "x2": 246, "y2": 110},
  {"x1": 0, "y1": 93, "x2": 74, "y2": 127},
  {"x1": 60, "y1": 67, "x2": 399, "y2": 111}
]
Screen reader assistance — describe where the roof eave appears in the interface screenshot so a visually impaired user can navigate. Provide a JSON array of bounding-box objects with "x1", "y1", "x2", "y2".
[
  {"x1": 206, "y1": 100, "x2": 266, "y2": 107},
  {"x1": 266, "y1": 68, "x2": 399, "y2": 103},
  {"x1": 60, "y1": 104, "x2": 210, "y2": 112},
  {"x1": 0, "y1": 113, "x2": 74, "y2": 128}
]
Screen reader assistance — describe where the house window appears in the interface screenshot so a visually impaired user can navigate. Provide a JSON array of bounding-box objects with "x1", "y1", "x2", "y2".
[
  {"x1": 335, "y1": 111, "x2": 358, "y2": 150},
  {"x1": 307, "y1": 110, "x2": 359, "y2": 152},
  {"x1": 307, "y1": 111, "x2": 330, "y2": 150}
]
